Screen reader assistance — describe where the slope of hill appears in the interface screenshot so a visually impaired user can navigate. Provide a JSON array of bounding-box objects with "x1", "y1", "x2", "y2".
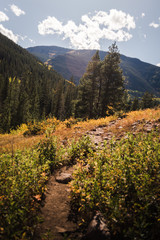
[
  {"x1": 0, "y1": 33, "x2": 64, "y2": 132},
  {"x1": 27, "y1": 46, "x2": 160, "y2": 96}
]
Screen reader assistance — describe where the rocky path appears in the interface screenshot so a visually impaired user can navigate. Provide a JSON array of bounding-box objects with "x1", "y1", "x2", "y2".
[
  {"x1": 34, "y1": 124, "x2": 111, "y2": 240},
  {"x1": 34, "y1": 166, "x2": 81, "y2": 240}
]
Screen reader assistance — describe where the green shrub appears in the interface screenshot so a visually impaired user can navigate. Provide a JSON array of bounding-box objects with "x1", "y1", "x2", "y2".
[
  {"x1": 65, "y1": 118, "x2": 83, "y2": 128},
  {"x1": 37, "y1": 136, "x2": 57, "y2": 171},
  {"x1": 70, "y1": 131, "x2": 160, "y2": 239},
  {"x1": 0, "y1": 150, "x2": 50, "y2": 239},
  {"x1": 67, "y1": 136, "x2": 94, "y2": 164},
  {"x1": 23, "y1": 121, "x2": 44, "y2": 136}
]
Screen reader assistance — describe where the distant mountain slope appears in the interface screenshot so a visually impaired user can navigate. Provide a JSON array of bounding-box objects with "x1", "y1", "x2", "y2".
[
  {"x1": 0, "y1": 33, "x2": 64, "y2": 131},
  {"x1": 27, "y1": 45, "x2": 70, "y2": 62},
  {"x1": 27, "y1": 46, "x2": 160, "y2": 96}
]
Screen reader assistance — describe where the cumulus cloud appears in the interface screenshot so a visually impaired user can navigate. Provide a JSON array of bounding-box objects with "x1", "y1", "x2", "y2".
[
  {"x1": 38, "y1": 9, "x2": 136, "y2": 49},
  {"x1": 149, "y1": 22, "x2": 159, "y2": 28},
  {"x1": 0, "y1": 24, "x2": 18, "y2": 43},
  {"x1": 10, "y1": 4, "x2": 25, "y2": 17},
  {"x1": 0, "y1": 11, "x2": 9, "y2": 22},
  {"x1": 149, "y1": 17, "x2": 160, "y2": 28}
]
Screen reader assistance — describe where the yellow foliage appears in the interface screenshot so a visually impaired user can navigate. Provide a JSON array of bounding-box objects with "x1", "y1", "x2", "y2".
[{"x1": 0, "y1": 108, "x2": 160, "y2": 155}]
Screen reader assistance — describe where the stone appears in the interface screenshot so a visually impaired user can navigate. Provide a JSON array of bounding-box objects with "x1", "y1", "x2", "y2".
[
  {"x1": 123, "y1": 135, "x2": 129, "y2": 140},
  {"x1": 83, "y1": 212, "x2": 110, "y2": 240},
  {"x1": 91, "y1": 128, "x2": 97, "y2": 132},
  {"x1": 55, "y1": 226, "x2": 67, "y2": 233},
  {"x1": 146, "y1": 128, "x2": 152, "y2": 133},
  {"x1": 55, "y1": 173, "x2": 72, "y2": 184}
]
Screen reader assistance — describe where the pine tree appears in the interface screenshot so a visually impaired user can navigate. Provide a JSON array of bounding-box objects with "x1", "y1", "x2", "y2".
[
  {"x1": 51, "y1": 79, "x2": 64, "y2": 119},
  {"x1": 64, "y1": 77, "x2": 77, "y2": 118},
  {"x1": 3, "y1": 78, "x2": 21, "y2": 130},
  {"x1": 75, "y1": 51, "x2": 101, "y2": 118},
  {"x1": 131, "y1": 97, "x2": 140, "y2": 111},
  {"x1": 141, "y1": 92, "x2": 154, "y2": 109},
  {"x1": 100, "y1": 42, "x2": 125, "y2": 116}
]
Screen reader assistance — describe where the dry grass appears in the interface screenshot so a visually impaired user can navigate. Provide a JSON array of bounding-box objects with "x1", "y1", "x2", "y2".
[
  {"x1": 0, "y1": 116, "x2": 116, "y2": 154},
  {"x1": 1, "y1": 108, "x2": 160, "y2": 155},
  {"x1": 109, "y1": 108, "x2": 160, "y2": 135}
]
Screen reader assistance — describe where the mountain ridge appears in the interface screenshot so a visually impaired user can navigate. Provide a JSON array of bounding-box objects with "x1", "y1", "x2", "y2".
[{"x1": 27, "y1": 45, "x2": 160, "y2": 96}]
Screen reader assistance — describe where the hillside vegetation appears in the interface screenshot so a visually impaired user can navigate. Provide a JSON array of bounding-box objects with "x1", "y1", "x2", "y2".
[
  {"x1": 0, "y1": 108, "x2": 160, "y2": 239},
  {"x1": 0, "y1": 33, "x2": 68, "y2": 132}
]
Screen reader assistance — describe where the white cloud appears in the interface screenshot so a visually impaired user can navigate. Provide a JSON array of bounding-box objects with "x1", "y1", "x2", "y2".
[
  {"x1": 38, "y1": 9, "x2": 136, "y2": 49},
  {"x1": 0, "y1": 24, "x2": 18, "y2": 43},
  {"x1": 29, "y1": 38, "x2": 35, "y2": 44},
  {"x1": 10, "y1": 4, "x2": 25, "y2": 17},
  {"x1": 149, "y1": 22, "x2": 159, "y2": 28},
  {"x1": 157, "y1": 63, "x2": 160, "y2": 67},
  {"x1": 0, "y1": 11, "x2": 9, "y2": 22},
  {"x1": 149, "y1": 17, "x2": 160, "y2": 28},
  {"x1": 141, "y1": 13, "x2": 145, "y2": 18},
  {"x1": 38, "y1": 16, "x2": 63, "y2": 35},
  {"x1": 144, "y1": 34, "x2": 147, "y2": 39},
  {"x1": 17, "y1": 34, "x2": 36, "y2": 44},
  {"x1": 92, "y1": 9, "x2": 135, "y2": 30}
]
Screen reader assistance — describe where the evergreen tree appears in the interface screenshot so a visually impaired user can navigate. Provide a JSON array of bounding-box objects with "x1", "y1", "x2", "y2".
[
  {"x1": 141, "y1": 92, "x2": 154, "y2": 109},
  {"x1": 75, "y1": 44, "x2": 125, "y2": 118},
  {"x1": 64, "y1": 77, "x2": 77, "y2": 118},
  {"x1": 76, "y1": 51, "x2": 101, "y2": 118},
  {"x1": 131, "y1": 97, "x2": 140, "y2": 111},
  {"x1": 51, "y1": 79, "x2": 65, "y2": 119},
  {"x1": 100, "y1": 42, "x2": 125, "y2": 116},
  {"x1": 1, "y1": 77, "x2": 21, "y2": 131}
]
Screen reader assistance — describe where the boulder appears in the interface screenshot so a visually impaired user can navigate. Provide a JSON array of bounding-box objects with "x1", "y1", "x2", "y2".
[
  {"x1": 55, "y1": 173, "x2": 72, "y2": 184},
  {"x1": 83, "y1": 212, "x2": 110, "y2": 240}
]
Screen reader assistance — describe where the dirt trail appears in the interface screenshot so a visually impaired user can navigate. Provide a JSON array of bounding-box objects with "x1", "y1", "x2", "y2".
[
  {"x1": 34, "y1": 166, "x2": 80, "y2": 240},
  {"x1": 34, "y1": 123, "x2": 116, "y2": 240}
]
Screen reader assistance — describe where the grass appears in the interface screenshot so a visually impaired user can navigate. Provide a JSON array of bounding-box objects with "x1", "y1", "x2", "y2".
[
  {"x1": 1, "y1": 108, "x2": 160, "y2": 155},
  {"x1": 105, "y1": 108, "x2": 160, "y2": 135},
  {"x1": 0, "y1": 115, "x2": 116, "y2": 155}
]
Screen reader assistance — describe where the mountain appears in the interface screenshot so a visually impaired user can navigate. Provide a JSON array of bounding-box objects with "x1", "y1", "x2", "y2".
[
  {"x1": 27, "y1": 46, "x2": 160, "y2": 96},
  {"x1": 0, "y1": 33, "x2": 64, "y2": 132}
]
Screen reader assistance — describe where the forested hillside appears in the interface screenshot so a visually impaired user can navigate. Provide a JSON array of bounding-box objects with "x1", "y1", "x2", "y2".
[
  {"x1": 0, "y1": 33, "x2": 159, "y2": 133},
  {"x1": 0, "y1": 33, "x2": 74, "y2": 132}
]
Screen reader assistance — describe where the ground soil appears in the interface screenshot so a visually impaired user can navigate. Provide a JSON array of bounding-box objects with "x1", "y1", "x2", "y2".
[{"x1": 34, "y1": 166, "x2": 82, "y2": 240}]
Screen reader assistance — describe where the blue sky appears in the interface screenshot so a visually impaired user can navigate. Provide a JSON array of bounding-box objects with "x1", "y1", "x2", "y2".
[{"x1": 0, "y1": 0, "x2": 160, "y2": 66}]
